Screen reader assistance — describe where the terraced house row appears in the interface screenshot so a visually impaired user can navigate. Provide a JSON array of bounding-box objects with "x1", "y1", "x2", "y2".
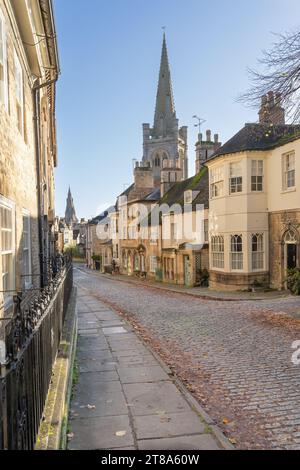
[
  {"x1": 0, "y1": 0, "x2": 59, "y2": 317},
  {"x1": 86, "y1": 35, "x2": 300, "y2": 292}
]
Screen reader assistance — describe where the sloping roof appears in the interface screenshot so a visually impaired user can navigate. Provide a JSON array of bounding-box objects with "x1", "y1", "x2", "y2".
[
  {"x1": 208, "y1": 123, "x2": 300, "y2": 161},
  {"x1": 145, "y1": 167, "x2": 209, "y2": 226},
  {"x1": 159, "y1": 166, "x2": 208, "y2": 209},
  {"x1": 89, "y1": 205, "x2": 115, "y2": 225},
  {"x1": 144, "y1": 187, "x2": 161, "y2": 201}
]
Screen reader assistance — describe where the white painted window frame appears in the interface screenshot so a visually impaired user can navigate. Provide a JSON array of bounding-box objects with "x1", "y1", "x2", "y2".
[
  {"x1": 282, "y1": 152, "x2": 295, "y2": 190},
  {"x1": 251, "y1": 160, "x2": 264, "y2": 192},
  {"x1": 211, "y1": 235, "x2": 224, "y2": 269},
  {"x1": 251, "y1": 233, "x2": 264, "y2": 271},
  {"x1": 0, "y1": 195, "x2": 16, "y2": 310}
]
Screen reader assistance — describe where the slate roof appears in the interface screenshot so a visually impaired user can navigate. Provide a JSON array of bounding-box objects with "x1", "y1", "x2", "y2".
[
  {"x1": 145, "y1": 167, "x2": 209, "y2": 226},
  {"x1": 159, "y1": 166, "x2": 209, "y2": 209},
  {"x1": 208, "y1": 123, "x2": 300, "y2": 161}
]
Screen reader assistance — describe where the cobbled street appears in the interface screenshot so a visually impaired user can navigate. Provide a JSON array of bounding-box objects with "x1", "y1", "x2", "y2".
[{"x1": 75, "y1": 266, "x2": 300, "y2": 450}]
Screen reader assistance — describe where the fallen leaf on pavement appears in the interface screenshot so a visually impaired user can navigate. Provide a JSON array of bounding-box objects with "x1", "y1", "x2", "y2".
[
  {"x1": 87, "y1": 404, "x2": 96, "y2": 410},
  {"x1": 116, "y1": 431, "x2": 127, "y2": 437}
]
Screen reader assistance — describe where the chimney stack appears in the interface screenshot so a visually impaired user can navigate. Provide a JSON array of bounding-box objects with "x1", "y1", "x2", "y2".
[
  {"x1": 259, "y1": 91, "x2": 285, "y2": 125},
  {"x1": 195, "y1": 130, "x2": 221, "y2": 174}
]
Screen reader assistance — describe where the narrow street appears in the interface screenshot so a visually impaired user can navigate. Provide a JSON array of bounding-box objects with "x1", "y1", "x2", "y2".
[
  {"x1": 68, "y1": 278, "x2": 225, "y2": 450},
  {"x1": 72, "y1": 266, "x2": 300, "y2": 450}
]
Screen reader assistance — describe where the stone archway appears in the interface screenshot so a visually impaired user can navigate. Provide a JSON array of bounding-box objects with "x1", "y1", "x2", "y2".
[
  {"x1": 283, "y1": 229, "x2": 299, "y2": 270},
  {"x1": 281, "y1": 227, "x2": 299, "y2": 288}
]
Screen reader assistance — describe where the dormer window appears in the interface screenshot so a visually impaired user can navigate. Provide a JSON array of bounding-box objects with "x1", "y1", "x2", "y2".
[{"x1": 184, "y1": 190, "x2": 192, "y2": 204}]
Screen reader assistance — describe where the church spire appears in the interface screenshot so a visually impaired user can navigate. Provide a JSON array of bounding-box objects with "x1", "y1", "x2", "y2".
[
  {"x1": 65, "y1": 186, "x2": 78, "y2": 227},
  {"x1": 153, "y1": 33, "x2": 177, "y2": 138}
]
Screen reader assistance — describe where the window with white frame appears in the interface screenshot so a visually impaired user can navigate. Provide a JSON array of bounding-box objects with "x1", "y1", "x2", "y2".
[
  {"x1": 22, "y1": 212, "x2": 32, "y2": 288},
  {"x1": 229, "y1": 162, "x2": 243, "y2": 194},
  {"x1": 210, "y1": 166, "x2": 224, "y2": 198},
  {"x1": 211, "y1": 235, "x2": 224, "y2": 269},
  {"x1": 251, "y1": 160, "x2": 263, "y2": 191},
  {"x1": 14, "y1": 50, "x2": 24, "y2": 134},
  {"x1": 230, "y1": 234, "x2": 243, "y2": 270},
  {"x1": 283, "y1": 152, "x2": 295, "y2": 189},
  {"x1": 251, "y1": 233, "x2": 264, "y2": 271},
  {"x1": 0, "y1": 198, "x2": 15, "y2": 305},
  {"x1": 0, "y1": 9, "x2": 8, "y2": 110},
  {"x1": 150, "y1": 256, "x2": 157, "y2": 273}
]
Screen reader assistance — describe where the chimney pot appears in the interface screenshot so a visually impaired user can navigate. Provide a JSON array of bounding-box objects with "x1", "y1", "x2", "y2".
[
  {"x1": 267, "y1": 91, "x2": 274, "y2": 104},
  {"x1": 214, "y1": 133, "x2": 219, "y2": 143},
  {"x1": 206, "y1": 129, "x2": 211, "y2": 141},
  {"x1": 261, "y1": 94, "x2": 267, "y2": 105}
]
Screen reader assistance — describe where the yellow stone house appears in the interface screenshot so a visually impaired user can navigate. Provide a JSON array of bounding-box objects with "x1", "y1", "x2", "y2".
[{"x1": 206, "y1": 92, "x2": 300, "y2": 291}]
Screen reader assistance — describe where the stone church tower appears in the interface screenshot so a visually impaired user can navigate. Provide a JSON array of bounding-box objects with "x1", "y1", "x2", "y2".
[
  {"x1": 65, "y1": 187, "x2": 78, "y2": 227},
  {"x1": 142, "y1": 34, "x2": 188, "y2": 186}
]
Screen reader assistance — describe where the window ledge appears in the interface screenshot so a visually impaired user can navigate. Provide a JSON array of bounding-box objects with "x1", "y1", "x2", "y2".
[{"x1": 281, "y1": 187, "x2": 296, "y2": 194}]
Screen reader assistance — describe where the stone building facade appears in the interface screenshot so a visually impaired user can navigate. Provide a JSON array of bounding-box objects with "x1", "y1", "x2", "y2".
[
  {"x1": 86, "y1": 34, "x2": 214, "y2": 288},
  {"x1": 0, "y1": 0, "x2": 59, "y2": 316},
  {"x1": 206, "y1": 93, "x2": 300, "y2": 291}
]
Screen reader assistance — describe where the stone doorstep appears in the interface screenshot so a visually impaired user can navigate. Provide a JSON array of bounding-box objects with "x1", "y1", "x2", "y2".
[{"x1": 35, "y1": 287, "x2": 78, "y2": 450}]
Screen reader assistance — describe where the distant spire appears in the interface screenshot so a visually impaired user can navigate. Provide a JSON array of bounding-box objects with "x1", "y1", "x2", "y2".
[
  {"x1": 65, "y1": 187, "x2": 78, "y2": 226},
  {"x1": 153, "y1": 33, "x2": 176, "y2": 138}
]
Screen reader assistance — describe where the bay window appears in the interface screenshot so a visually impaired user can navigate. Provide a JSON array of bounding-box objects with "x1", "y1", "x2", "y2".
[
  {"x1": 210, "y1": 166, "x2": 224, "y2": 198},
  {"x1": 251, "y1": 160, "x2": 263, "y2": 191},
  {"x1": 229, "y1": 162, "x2": 243, "y2": 194},
  {"x1": 211, "y1": 235, "x2": 224, "y2": 269},
  {"x1": 252, "y1": 234, "x2": 264, "y2": 271},
  {"x1": 230, "y1": 234, "x2": 243, "y2": 270}
]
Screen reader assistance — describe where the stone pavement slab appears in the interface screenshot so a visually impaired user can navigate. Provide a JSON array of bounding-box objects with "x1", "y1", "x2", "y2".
[
  {"x1": 67, "y1": 286, "x2": 226, "y2": 450},
  {"x1": 68, "y1": 415, "x2": 134, "y2": 450},
  {"x1": 138, "y1": 435, "x2": 221, "y2": 450},
  {"x1": 133, "y1": 411, "x2": 206, "y2": 439}
]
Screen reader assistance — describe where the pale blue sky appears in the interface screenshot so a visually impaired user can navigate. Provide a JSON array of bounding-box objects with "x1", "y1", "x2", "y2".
[{"x1": 53, "y1": 0, "x2": 300, "y2": 219}]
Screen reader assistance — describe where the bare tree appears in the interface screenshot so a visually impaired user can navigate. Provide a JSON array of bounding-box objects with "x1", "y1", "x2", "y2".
[{"x1": 239, "y1": 30, "x2": 300, "y2": 122}]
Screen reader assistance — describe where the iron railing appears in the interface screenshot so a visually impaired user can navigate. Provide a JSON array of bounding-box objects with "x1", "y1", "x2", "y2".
[{"x1": 0, "y1": 255, "x2": 73, "y2": 450}]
